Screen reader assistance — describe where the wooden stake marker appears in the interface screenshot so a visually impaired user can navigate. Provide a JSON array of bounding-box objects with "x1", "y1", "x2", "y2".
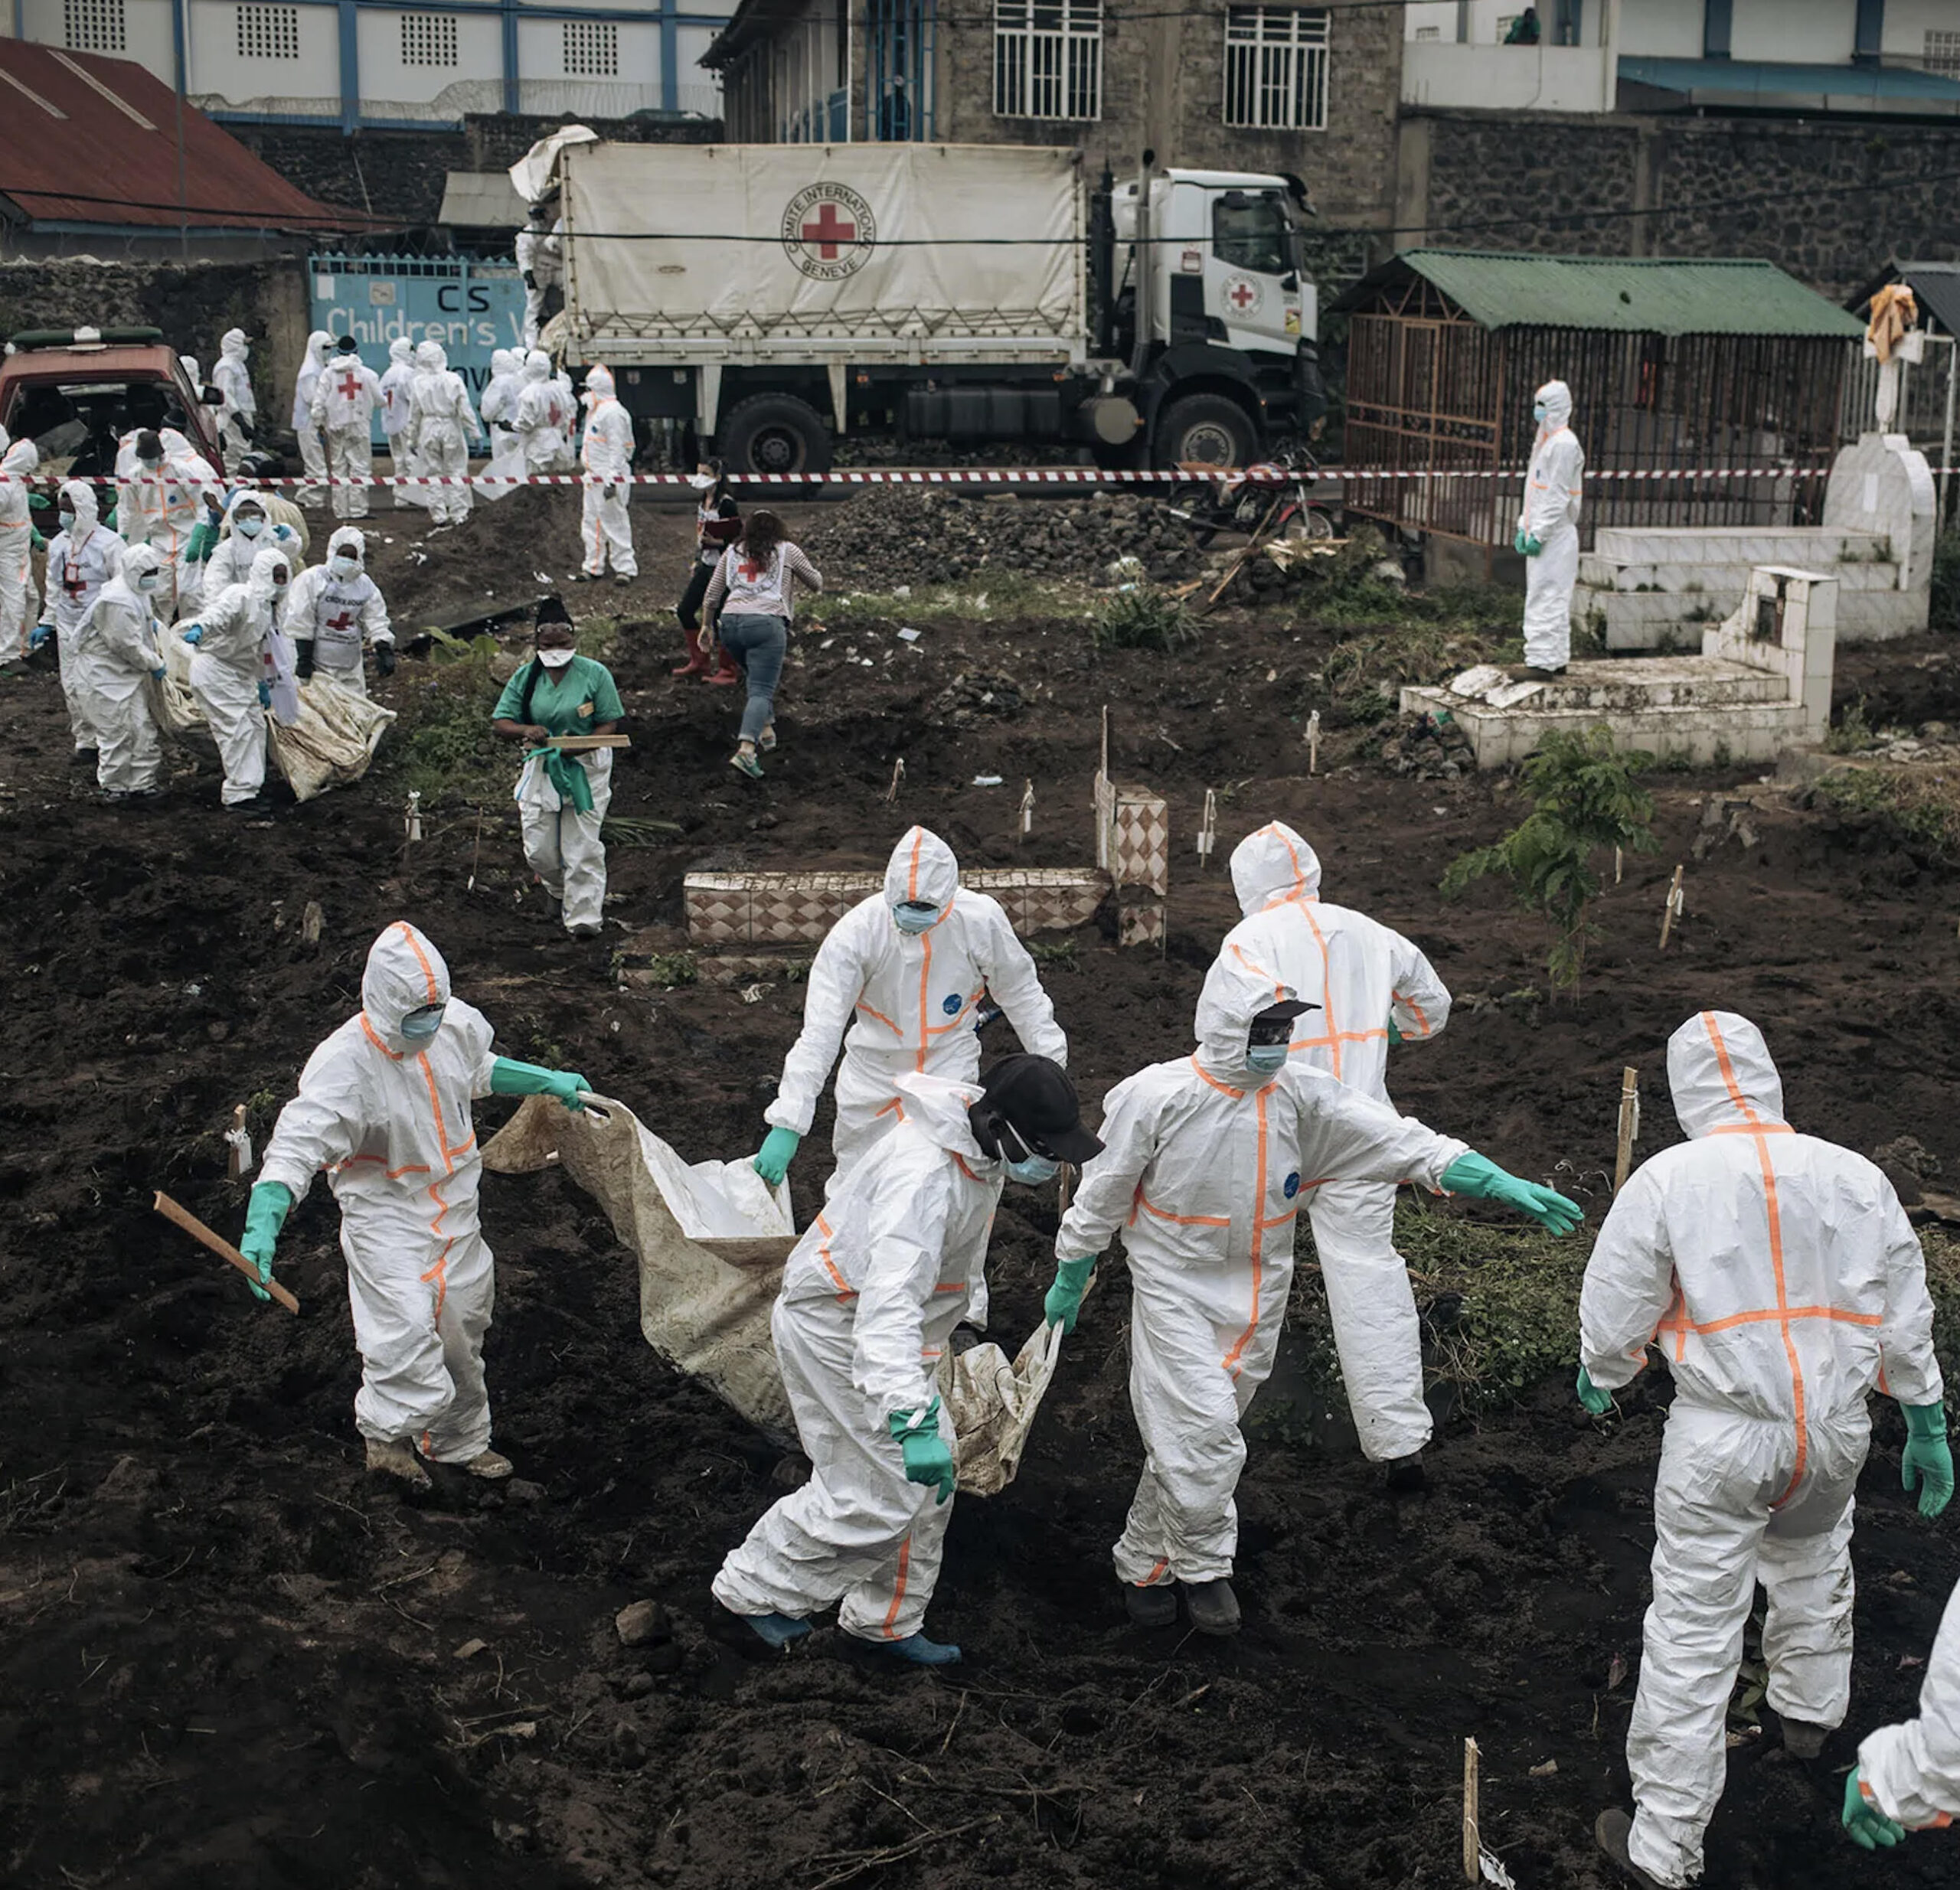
[
  {"x1": 1018, "y1": 779, "x2": 1034, "y2": 841},
  {"x1": 1197, "y1": 788, "x2": 1218, "y2": 869},
  {"x1": 1614, "y1": 1067, "x2": 1640, "y2": 1193},
  {"x1": 224, "y1": 1105, "x2": 253, "y2": 1180},
  {"x1": 1658, "y1": 865, "x2": 1685, "y2": 950},
  {"x1": 152, "y1": 1191, "x2": 300, "y2": 1314},
  {"x1": 1307, "y1": 709, "x2": 1321, "y2": 776},
  {"x1": 885, "y1": 756, "x2": 905, "y2": 805},
  {"x1": 1462, "y1": 1737, "x2": 1481, "y2": 1883}
]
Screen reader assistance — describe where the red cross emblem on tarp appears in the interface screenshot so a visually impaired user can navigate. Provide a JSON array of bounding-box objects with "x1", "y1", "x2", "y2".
[{"x1": 801, "y1": 201, "x2": 855, "y2": 260}]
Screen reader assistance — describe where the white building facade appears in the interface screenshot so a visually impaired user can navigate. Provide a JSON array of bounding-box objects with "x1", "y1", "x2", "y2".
[{"x1": 2, "y1": 0, "x2": 734, "y2": 127}]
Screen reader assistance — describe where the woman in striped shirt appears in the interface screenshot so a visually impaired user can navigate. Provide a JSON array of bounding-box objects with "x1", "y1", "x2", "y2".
[{"x1": 701, "y1": 509, "x2": 822, "y2": 779}]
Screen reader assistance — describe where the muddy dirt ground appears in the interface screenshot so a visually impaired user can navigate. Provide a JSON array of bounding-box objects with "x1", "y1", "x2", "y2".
[{"x1": 2, "y1": 491, "x2": 1958, "y2": 1890}]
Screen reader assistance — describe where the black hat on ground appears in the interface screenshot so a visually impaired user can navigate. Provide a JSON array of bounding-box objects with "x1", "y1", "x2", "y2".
[{"x1": 973, "y1": 1053, "x2": 1103, "y2": 1166}]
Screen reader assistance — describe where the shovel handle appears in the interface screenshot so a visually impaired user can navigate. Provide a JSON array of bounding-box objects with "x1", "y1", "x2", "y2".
[{"x1": 152, "y1": 1190, "x2": 301, "y2": 1315}]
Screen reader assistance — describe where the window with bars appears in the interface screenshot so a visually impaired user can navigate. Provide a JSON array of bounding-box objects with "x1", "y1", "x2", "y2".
[
  {"x1": 1413, "y1": 24, "x2": 1439, "y2": 39},
  {"x1": 401, "y1": 12, "x2": 459, "y2": 66},
  {"x1": 563, "y1": 18, "x2": 619, "y2": 76},
  {"x1": 994, "y1": 0, "x2": 1102, "y2": 122},
  {"x1": 63, "y1": 0, "x2": 126, "y2": 53},
  {"x1": 1223, "y1": 8, "x2": 1329, "y2": 131},
  {"x1": 236, "y1": 2, "x2": 299, "y2": 59},
  {"x1": 1926, "y1": 31, "x2": 1960, "y2": 78}
]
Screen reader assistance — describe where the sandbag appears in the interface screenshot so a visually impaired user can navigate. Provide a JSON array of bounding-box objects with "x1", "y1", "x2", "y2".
[{"x1": 480, "y1": 1092, "x2": 1067, "y2": 1492}]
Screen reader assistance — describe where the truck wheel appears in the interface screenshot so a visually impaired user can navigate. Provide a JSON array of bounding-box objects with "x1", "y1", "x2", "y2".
[
  {"x1": 718, "y1": 394, "x2": 833, "y2": 477},
  {"x1": 1154, "y1": 395, "x2": 1256, "y2": 471}
]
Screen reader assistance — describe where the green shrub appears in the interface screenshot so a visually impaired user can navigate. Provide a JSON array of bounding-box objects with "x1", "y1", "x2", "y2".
[{"x1": 1092, "y1": 586, "x2": 1198, "y2": 654}]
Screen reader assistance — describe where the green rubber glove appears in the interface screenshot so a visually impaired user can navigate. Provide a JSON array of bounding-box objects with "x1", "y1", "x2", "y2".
[
  {"x1": 30, "y1": 527, "x2": 46, "y2": 553},
  {"x1": 1842, "y1": 1768, "x2": 1906, "y2": 1850},
  {"x1": 239, "y1": 1180, "x2": 292, "y2": 1303},
  {"x1": 1902, "y1": 1402, "x2": 1954, "y2": 1520},
  {"x1": 1388, "y1": 1018, "x2": 1404, "y2": 1046},
  {"x1": 754, "y1": 1125, "x2": 801, "y2": 1187},
  {"x1": 887, "y1": 1400, "x2": 956, "y2": 1506},
  {"x1": 1576, "y1": 1365, "x2": 1612, "y2": 1416},
  {"x1": 1522, "y1": 534, "x2": 1544, "y2": 557},
  {"x1": 489, "y1": 1056, "x2": 590, "y2": 1111},
  {"x1": 185, "y1": 520, "x2": 217, "y2": 563},
  {"x1": 102, "y1": 503, "x2": 117, "y2": 533},
  {"x1": 1512, "y1": 527, "x2": 1530, "y2": 556},
  {"x1": 1442, "y1": 1152, "x2": 1584, "y2": 1236},
  {"x1": 1044, "y1": 1256, "x2": 1095, "y2": 1333}
]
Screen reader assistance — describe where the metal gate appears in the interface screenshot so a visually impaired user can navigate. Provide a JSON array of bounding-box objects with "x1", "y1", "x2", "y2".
[{"x1": 308, "y1": 253, "x2": 524, "y2": 445}]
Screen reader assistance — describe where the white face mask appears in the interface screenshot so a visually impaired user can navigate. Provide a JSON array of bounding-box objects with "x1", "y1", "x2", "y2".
[
  {"x1": 537, "y1": 646, "x2": 575, "y2": 670},
  {"x1": 135, "y1": 572, "x2": 162, "y2": 594},
  {"x1": 331, "y1": 554, "x2": 360, "y2": 577},
  {"x1": 236, "y1": 514, "x2": 265, "y2": 538}
]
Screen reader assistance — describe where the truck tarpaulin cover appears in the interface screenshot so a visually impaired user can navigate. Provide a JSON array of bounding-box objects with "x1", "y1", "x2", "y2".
[{"x1": 557, "y1": 143, "x2": 1085, "y2": 347}]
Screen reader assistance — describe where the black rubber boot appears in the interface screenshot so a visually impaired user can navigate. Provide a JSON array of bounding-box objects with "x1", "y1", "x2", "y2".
[
  {"x1": 1781, "y1": 1715, "x2": 1829, "y2": 1759},
  {"x1": 1123, "y1": 1582, "x2": 1178, "y2": 1628},
  {"x1": 1594, "y1": 1809, "x2": 1667, "y2": 1890},
  {"x1": 1384, "y1": 1452, "x2": 1428, "y2": 1493},
  {"x1": 1181, "y1": 1578, "x2": 1241, "y2": 1637}
]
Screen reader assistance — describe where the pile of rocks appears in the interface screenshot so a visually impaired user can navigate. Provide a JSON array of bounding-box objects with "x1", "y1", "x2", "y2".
[
  {"x1": 929, "y1": 671, "x2": 1025, "y2": 730},
  {"x1": 1376, "y1": 709, "x2": 1476, "y2": 780},
  {"x1": 802, "y1": 489, "x2": 1202, "y2": 591}
]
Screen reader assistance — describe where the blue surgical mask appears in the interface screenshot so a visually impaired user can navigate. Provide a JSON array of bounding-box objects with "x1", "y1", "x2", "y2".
[
  {"x1": 58, "y1": 510, "x2": 76, "y2": 529},
  {"x1": 1004, "y1": 1153, "x2": 1060, "y2": 1187},
  {"x1": 236, "y1": 514, "x2": 264, "y2": 538},
  {"x1": 1246, "y1": 1043, "x2": 1290, "y2": 1076},
  {"x1": 1533, "y1": 403, "x2": 1548, "y2": 423},
  {"x1": 400, "y1": 1004, "x2": 445, "y2": 1043},
  {"x1": 331, "y1": 554, "x2": 360, "y2": 577},
  {"x1": 893, "y1": 902, "x2": 942, "y2": 935}
]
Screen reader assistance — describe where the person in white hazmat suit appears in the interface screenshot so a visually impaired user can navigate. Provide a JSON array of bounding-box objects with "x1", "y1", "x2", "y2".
[
  {"x1": 287, "y1": 526, "x2": 394, "y2": 697},
  {"x1": 198, "y1": 488, "x2": 303, "y2": 603},
  {"x1": 117, "y1": 429, "x2": 218, "y2": 622},
  {"x1": 240, "y1": 922, "x2": 595, "y2": 1487},
  {"x1": 1844, "y1": 1574, "x2": 1960, "y2": 1853},
  {"x1": 1220, "y1": 821, "x2": 1453, "y2": 1486},
  {"x1": 752, "y1": 825, "x2": 1068, "y2": 1329},
  {"x1": 576, "y1": 365, "x2": 636, "y2": 582},
  {"x1": 516, "y1": 202, "x2": 562, "y2": 351},
  {"x1": 378, "y1": 336, "x2": 418, "y2": 504},
  {"x1": 404, "y1": 340, "x2": 481, "y2": 524},
  {"x1": 74, "y1": 541, "x2": 168, "y2": 798},
  {"x1": 480, "y1": 348, "x2": 524, "y2": 462},
  {"x1": 213, "y1": 328, "x2": 256, "y2": 472},
  {"x1": 516, "y1": 351, "x2": 573, "y2": 475},
  {"x1": 1045, "y1": 952, "x2": 1583, "y2": 1638},
  {"x1": 0, "y1": 438, "x2": 38, "y2": 661},
  {"x1": 179, "y1": 543, "x2": 293, "y2": 808},
  {"x1": 1580, "y1": 1011, "x2": 1952, "y2": 1890},
  {"x1": 34, "y1": 481, "x2": 124, "y2": 758},
  {"x1": 309, "y1": 337, "x2": 383, "y2": 521},
  {"x1": 715, "y1": 1053, "x2": 1103, "y2": 1665},
  {"x1": 291, "y1": 330, "x2": 333, "y2": 509},
  {"x1": 1514, "y1": 378, "x2": 1585, "y2": 677}
]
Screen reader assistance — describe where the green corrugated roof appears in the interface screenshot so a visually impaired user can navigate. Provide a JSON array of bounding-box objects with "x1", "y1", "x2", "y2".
[{"x1": 1334, "y1": 250, "x2": 1867, "y2": 338}]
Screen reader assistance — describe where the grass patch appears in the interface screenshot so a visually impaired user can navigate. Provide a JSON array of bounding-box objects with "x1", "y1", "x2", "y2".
[
  {"x1": 1809, "y1": 765, "x2": 1960, "y2": 863},
  {"x1": 821, "y1": 570, "x2": 1094, "y2": 632},
  {"x1": 1026, "y1": 938, "x2": 1079, "y2": 971},
  {"x1": 1824, "y1": 699, "x2": 1877, "y2": 753},
  {"x1": 1091, "y1": 586, "x2": 1198, "y2": 654},
  {"x1": 377, "y1": 635, "x2": 509, "y2": 808}
]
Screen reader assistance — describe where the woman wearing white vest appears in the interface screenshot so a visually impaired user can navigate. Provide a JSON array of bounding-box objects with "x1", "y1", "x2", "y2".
[{"x1": 700, "y1": 510, "x2": 822, "y2": 779}]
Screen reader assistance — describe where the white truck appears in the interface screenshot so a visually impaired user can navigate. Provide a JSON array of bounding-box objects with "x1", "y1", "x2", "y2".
[{"x1": 543, "y1": 141, "x2": 1324, "y2": 473}]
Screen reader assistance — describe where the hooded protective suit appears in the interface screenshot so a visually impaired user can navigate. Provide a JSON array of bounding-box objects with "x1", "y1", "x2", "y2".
[
  {"x1": 201, "y1": 488, "x2": 302, "y2": 600},
  {"x1": 1518, "y1": 378, "x2": 1584, "y2": 672},
  {"x1": 43, "y1": 481, "x2": 124, "y2": 751},
  {"x1": 404, "y1": 340, "x2": 480, "y2": 523},
  {"x1": 515, "y1": 351, "x2": 573, "y2": 474},
  {"x1": 480, "y1": 348, "x2": 523, "y2": 460},
  {"x1": 259, "y1": 924, "x2": 504, "y2": 1461},
  {"x1": 578, "y1": 364, "x2": 637, "y2": 578},
  {"x1": 1055, "y1": 952, "x2": 1469, "y2": 1590},
  {"x1": 116, "y1": 428, "x2": 218, "y2": 621},
  {"x1": 213, "y1": 328, "x2": 255, "y2": 471},
  {"x1": 378, "y1": 336, "x2": 417, "y2": 508},
  {"x1": 287, "y1": 527, "x2": 391, "y2": 696},
  {"x1": 1581, "y1": 1012, "x2": 1945, "y2": 1889},
  {"x1": 187, "y1": 543, "x2": 292, "y2": 804},
  {"x1": 0, "y1": 439, "x2": 38, "y2": 660},
  {"x1": 74, "y1": 542, "x2": 165, "y2": 794},
  {"x1": 292, "y1": 330, "x2": 333, "y2": 508},
  {"x1": 1220, "y1": 821, "x2": 1452, "y2": 1463},
  {"x1": 1858, "y1": 1576, "x2": 1960, "y2": 1835},
  {"x1": 309, "y1": 346, "x2": 382, "y2": 521},
  {"x1": 714, "y1": 1070, "x2": 1004, "y2": 1644}
]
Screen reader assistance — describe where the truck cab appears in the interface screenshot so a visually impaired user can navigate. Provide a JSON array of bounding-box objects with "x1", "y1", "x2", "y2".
[{"x1": 0, "y1": 328, "x2": 227, "y2": 482}]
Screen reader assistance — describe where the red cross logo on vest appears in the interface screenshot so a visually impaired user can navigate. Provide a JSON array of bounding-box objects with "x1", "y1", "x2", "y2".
[
  {"x1": 335, "y1": 370, "x2": 364, "y2": 405},
  {"x1": 325, "y1": 606, "x2": 359, "y2": 639}
]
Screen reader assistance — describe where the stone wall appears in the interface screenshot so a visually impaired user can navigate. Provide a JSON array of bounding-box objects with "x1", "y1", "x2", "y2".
[
  {"x1": 228, "y1": 112, "x2": 722, "y2": 227},
  {"x1": 1406, "y1": 111, "x2": 1960, "y2": 303}
]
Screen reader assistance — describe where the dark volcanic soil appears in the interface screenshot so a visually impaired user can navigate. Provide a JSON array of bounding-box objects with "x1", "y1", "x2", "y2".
[{"x1": 2, "y1": 491, "x2": 1957, "y2": 1890}]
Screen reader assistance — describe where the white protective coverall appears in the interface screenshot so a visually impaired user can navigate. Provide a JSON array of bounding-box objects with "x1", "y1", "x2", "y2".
[
  {"x1": 202, "y1": 490, "x2": 302, "y2": 602},
  {"x1": 1220, "y1": 821, "x2": 1453, "y2": 1462},
  {"x1": 1580, "y1": 1011, "x2": 1945, "y2": 1889},
  {"x1": 1056, "y1": 953, "x2": 1468, "y2": 1591},
  {"x1": 292, "y1": 331, "x2": 333, "y2": 508},
  {"x1": 404, "y1": 341, "x2": 480, "y2": 524},
  {"x1": 258, "y1": 923, "x2": 505, "y2": 1461},
  {"x1": 309, "y1": 349, "x2": 383, "y2": 521},
  {"x1": 287, "y1": 526, "x2": 391, "y2": 697},
  {"x1": 1858, "y1": 1575, "x2": 1960, "y2": 1835},
  {"x1": 116, "y1": 429, "x2": 218, "y2": 622},
  {"x1": 515, "y1": 351, "x2": 573, "y2": 475},
  {"x1": 516, "y1": 214, "x2": 562, "y2": 351},
  {"x1": 480, "y1": 349, "x2": 523, "y2": 461},
  {"x1": 765, "y1": 824, "x2": 1065, "y2": 1320},
  {"x1": 188, "y1": 545, "x2": 292, "y2": 805},
  {"x1": 1518, "y1": 377, "x2": 1585, "y2": 672},
  {"x1": 714, "y1": 1070, "x2": 1003, "y2": 1642},
  {"x1": 0, "y1": 439, "x2": 38, "y2": 660},
  {"x1": 213, "y1": 328, "x2": 255, "y2": 472},
  {"x1": 74, "y1": 543, "x2": 166, "y2": 795},
  {"x1": 44, "y1": 481, "x2": 124, "y2": 752},
  {"x1": 378, "y1": 337, "x2": 417, "y2": 504},
  {"x1": 578, "y1": 366, "x2": 636, "y2": 577}
]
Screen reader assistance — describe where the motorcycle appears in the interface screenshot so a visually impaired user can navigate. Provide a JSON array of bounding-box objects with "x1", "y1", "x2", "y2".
[{"x1": 1165, "y1": 445, "x2": 1341, "y2": 550}]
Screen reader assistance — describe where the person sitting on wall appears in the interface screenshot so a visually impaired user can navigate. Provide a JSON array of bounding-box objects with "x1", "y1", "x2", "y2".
[{"x1": 1504, "y1": 7, "x2": 1542, "y2": 44}]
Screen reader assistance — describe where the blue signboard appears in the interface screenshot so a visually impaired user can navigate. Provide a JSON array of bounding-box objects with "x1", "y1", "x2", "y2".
[{"x1": 308, "y1": 253, "x2": 526, "y2": 445}]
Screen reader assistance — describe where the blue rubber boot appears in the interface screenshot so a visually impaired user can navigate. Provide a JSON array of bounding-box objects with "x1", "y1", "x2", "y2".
[
  {"x1": 875, "y1": 1632, "x2": 962, "y2": 1667},
  {"x1": 732, "y1": 1610, "x2": 812, "y2": 1650}
]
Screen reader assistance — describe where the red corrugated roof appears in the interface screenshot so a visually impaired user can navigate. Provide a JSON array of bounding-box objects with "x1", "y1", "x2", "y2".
[{"x1": 0, "y1": 41, "x2": 371, "y2": 231}]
